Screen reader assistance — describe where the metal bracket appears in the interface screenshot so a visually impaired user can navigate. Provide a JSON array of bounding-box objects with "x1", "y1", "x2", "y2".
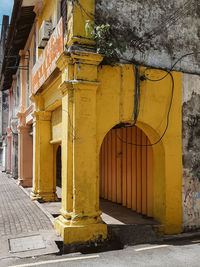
[{"x1": 6, "y1": 50, "x2": 30, "y2": 71}]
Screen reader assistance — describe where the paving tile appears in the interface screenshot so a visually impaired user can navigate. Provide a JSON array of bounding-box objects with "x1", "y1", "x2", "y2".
[
  {"x1": 0, "y1": 171, "x2": 61, "y2": 259},
  {"x1": 0, "y1": 172, "x2": 53, "y2": 237}
]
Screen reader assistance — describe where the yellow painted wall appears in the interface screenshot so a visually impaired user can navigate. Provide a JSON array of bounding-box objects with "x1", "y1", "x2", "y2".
[
  {"x1": 96, "y1": 65, "x2": 182, "y2": 234},
  {"x1": 51, "y1": 106, "x2": 62, "y2": 142},
  {"x1": 41, "y1": 74, "x2": 62, "y2": 111}
]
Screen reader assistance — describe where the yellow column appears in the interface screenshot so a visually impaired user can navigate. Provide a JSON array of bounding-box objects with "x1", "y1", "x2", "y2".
[
  {"x1": 54, "y1": 51, "x2": 107, "y2": 244},
  {"x1": 31, "y1": 110, "x2": 58, "y2": 202}
]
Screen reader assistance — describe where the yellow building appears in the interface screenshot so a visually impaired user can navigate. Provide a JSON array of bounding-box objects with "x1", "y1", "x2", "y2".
[{"x1": 27, "y1": 0, "x2": 184, "y2": 245}]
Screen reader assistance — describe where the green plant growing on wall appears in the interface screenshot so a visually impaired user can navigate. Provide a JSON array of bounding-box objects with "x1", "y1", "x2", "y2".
[{"x1": 85, "y1": 20, "x2": 126, "y2": 65}]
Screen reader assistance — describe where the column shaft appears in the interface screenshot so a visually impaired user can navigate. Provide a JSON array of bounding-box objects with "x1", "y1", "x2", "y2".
[
  {"x1": 18, "y1": 126, "x2": 33, "y2": 187},
  {"x1": 31, "y1": 111, "x2": 58, "y2": 201}
]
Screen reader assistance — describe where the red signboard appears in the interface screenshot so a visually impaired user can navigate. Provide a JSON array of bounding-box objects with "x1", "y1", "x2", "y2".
[{"x1": 32, "y1": 18, "x2": 64, "y2": 93}]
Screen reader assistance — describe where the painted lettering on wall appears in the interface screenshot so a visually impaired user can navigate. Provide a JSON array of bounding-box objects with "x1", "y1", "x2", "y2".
[{"x1": 32, "y1": 18, "x2": 64, "y2": 94}]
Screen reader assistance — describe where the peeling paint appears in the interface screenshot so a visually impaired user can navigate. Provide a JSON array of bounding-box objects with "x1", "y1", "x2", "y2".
[
  {"x1": 183, "y1": 169, "x2": 200, "y2": 230},
  {"x1": 182, "y1": 73, "x2": 200, "y2": 230}
]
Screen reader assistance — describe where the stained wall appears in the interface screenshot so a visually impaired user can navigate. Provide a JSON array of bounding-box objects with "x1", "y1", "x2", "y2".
[
  {"x1": 95, "y1": 0, "x2": 200, "y2": 74},
  {"x1": 182, "y1": 74, "x2": 200, "y2": 230}
]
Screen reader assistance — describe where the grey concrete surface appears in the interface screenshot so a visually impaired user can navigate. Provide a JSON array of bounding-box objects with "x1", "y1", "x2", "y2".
[
  {"x1": 38, "y1": 197, "x2": 158, "y2": 226},
  {"x1": 3, "y1": 237, "x2": 200, "y2": 267},
  {"x1": 100, "y1": 199, "x2": 158, "y2": 225}
]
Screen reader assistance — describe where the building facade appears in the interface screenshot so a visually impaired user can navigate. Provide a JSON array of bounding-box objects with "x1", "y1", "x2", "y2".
[
  {"x1": 31, "y1": 0, "x2": 182, "y2": 243},
  {"x1": 0, "y1": 0, "x2": 35, "y2": 181},
  {"x1": 1, "y1": 0, "x2": 200, "y2": 245}
]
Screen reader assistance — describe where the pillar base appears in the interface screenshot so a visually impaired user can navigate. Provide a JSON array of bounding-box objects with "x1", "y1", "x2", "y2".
[
  {"x1": 18, "y1": 178, "x2": 32, "y2": 187},
  {"x1": 54, "y1": 215, "x2": 107, "y2": 245},
  {"x1": 30, "y1": 192, "x2": 43, "y2": 201},
  {"x1": 164, "y1": 224, "x2": 182, "y2": 235},
  {"x1": 30, "y1": 191, "x2": 58, "y2": 202}
]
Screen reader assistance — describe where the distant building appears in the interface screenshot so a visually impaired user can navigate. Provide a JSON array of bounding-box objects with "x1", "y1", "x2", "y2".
[{"x1": 0, "y1": 15, "x2": 9, "y2": 171}]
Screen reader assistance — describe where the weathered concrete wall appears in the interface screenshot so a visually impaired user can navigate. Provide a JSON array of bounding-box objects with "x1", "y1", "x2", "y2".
[
  {"x1": 182, "y1": 73, "x2": 200, "y2": 230},
  {"x1": 95, "y1": 0, "x2": 200, "y2": 74}
]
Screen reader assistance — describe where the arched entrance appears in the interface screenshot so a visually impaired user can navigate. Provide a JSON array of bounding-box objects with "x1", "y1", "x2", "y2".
[
  {"x1": 56, "y1": 145, "x2": 62, "y2": 188},
  {"x1": 99, "y1": 125, "x2": 153, "y2": 217}
]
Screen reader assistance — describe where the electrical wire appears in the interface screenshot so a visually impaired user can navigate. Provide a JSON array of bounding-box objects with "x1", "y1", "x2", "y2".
[
  {"x1": 126, "y1": 65, "x2": 140, "y2": 128},
  {"x1": 117, "y1": 71, "x2": 174, "y2": 147},
  {"x1": 141, "y1": 52, "x2": 198, "y2": 82},
  {"x1": 74, "y1": 0, "x2": 94, "y2": 20}
]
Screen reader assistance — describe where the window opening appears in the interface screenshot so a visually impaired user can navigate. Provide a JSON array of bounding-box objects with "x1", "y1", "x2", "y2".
[{"x1": 61, "y1": 0, "x2": 67, "y2": 33}]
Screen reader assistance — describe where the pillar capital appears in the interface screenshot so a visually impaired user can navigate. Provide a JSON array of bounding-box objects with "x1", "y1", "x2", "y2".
[
  {"x1": 56, "y1": 52, "x2": 72, "y2": 72},
  {"x1": 60, "y1": 80, "x2": 99, "y2": 97},
  {"x1": 12, "y1": 75, "x2": 17, "y2": 81},
  {"x1": 18, "y1": 125, "x2": 31, "y2": 132},
  {"x1": 71, "y1": 51, "x2": 102, "y2": 81},
  {"x1": 32, "y1": 110, "x2": 51, "y2": 122},
  {"x1": 59, "y1": 81, "x2": 73, "y2": 97},
  {"x1": 71, "y1": 51, "x2": 103, "y2": 66},
  {"x1": 31, "y1": 94, "x2": 44, "y2": 110},
  {"x1": 17, "y1": 111, "x2": 26, "y2": 128},
  {"x1": 71, "y1": 80, "x2": 100, "y2": 91}
]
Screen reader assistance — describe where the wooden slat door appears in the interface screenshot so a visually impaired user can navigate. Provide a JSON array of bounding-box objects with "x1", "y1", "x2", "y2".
[{"x1": 99, "y1": 126, "x2": 154, "y2": 217}]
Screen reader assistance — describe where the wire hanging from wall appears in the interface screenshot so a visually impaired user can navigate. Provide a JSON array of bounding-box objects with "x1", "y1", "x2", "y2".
[
  {"x1": 116, "y1": 51, "x2": 200, "y2": 146},
  {"x1": 117, "y1": 71, "x2": 174, "y2": 147}
]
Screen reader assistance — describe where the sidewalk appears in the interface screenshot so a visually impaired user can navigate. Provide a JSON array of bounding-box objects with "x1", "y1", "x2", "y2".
[
  {"x1": 0, "y1": 171, "x2": 61, "y2": 261},
  {"x1": 2, "y1": 169, "x2": 200, "y2": 261}
]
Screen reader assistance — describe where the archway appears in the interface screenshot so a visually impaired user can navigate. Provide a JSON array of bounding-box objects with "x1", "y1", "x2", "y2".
[
  {"x1": 99, "y1": 124, "x2": 153, "y2": 217},
  {"x1": 56, "y1": 145, "x2": 62, "y2": 193}
]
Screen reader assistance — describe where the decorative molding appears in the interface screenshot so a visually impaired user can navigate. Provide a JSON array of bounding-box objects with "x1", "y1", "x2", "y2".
[
  {"x1": 56, "y1": 52, "x2": 72, "y2": 72},
  {"x1": 71, "y1": 51, "x2": 103, "y2": 66},
  {"x1": 32, "y1": 110, "x2": 51, "y2": 122}
]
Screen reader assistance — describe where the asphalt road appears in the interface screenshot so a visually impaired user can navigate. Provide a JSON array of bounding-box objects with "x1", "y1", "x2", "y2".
[{"x1": 2, "y1": 237, "x2": 200, "y2": 267}]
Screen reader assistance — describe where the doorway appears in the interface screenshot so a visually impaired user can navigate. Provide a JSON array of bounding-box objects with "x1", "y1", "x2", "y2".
[
  {"x1": 99, "y1": 125, "x2": 153, "y2": 217},
  {"x1": 56, "y1": 145, "x2": 62, "y2": 199}
]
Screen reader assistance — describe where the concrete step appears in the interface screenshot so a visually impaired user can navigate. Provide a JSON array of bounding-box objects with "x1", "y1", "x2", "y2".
[
  {"x1": 59, "y1": 224, "x2": 164, "y2": 255},
  {"x1": 108, "y1": 224, "x2": 164, "y2": 246}
]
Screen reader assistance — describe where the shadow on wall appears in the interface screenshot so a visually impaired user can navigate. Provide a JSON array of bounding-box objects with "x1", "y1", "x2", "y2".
[{"x1": 56, "y1": 145, "x2": 62, "y2": 188}]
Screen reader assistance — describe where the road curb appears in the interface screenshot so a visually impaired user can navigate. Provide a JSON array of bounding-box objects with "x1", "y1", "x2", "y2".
[{"x1": 163, "y1": 231, "x2": 200, "y2": 242}]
